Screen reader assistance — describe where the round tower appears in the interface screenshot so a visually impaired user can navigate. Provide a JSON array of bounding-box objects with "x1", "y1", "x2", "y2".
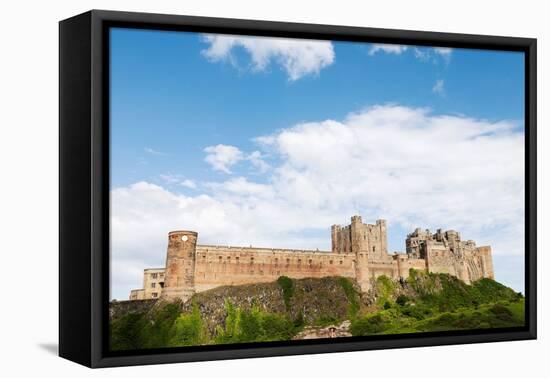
[{"x1": 161, "y1": 230, "x2": 198, "y2": 302}]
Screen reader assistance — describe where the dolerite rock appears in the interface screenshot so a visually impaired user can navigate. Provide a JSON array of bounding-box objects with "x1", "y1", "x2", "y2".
[
  {"x1": 181, "y1": 277, "x2": 360, "y2": 335},
  {"x1": 109, "y1": 299, "x2": 157, "y2": 321},
  {"x1": 293, "y1": 320, "x2": 352, "y2": 340}
]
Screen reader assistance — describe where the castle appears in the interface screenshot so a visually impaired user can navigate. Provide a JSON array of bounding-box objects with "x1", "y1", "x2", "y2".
[{"x1": 128, "y1": 215, "x2": 494, "y2": 302}]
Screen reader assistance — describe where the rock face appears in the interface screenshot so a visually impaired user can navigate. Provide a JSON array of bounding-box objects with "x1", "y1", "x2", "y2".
[
  {"x1": 181, "y1": 277, "x2": 357, "y2": 335},
  {"x1": 109, "y1": 299, "x2": 157, "y2": 321},
  {"x1": 293, "y1": 321, "x2": 352, "y2": 340}
]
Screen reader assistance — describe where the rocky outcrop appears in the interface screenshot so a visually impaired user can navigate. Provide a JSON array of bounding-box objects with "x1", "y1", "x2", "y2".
[
  {"x1": 109, "y1": 299, "x2": 157, "y2": 321},
  {"x1": 293, "y1": 320, "x2": 352, "y2": 340}
]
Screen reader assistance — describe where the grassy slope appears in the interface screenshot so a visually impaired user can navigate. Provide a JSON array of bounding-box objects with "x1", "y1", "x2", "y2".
[{"x1": 110, "y1": 271, "x2": 524, "y2": 350}]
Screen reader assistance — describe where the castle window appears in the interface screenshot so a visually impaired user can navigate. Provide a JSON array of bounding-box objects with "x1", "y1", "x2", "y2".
[
  {"x1": 250, "y1": 257, "x2": 254, "y2": 264},
  {"x1": 309, "y1": 259, "x2": 312, "y2": 265},
  {"x1": 159, "y1": 273, "x2": 164, "y2": 278},
  {"x1": 151, "y1": 293, "x2": 158, "y2": 298},
  {"x1": 286, "y1": 258, "x2": 290, "y2": 265},
  {"x1": 373, "y1": 246, "x2": 376, "y2": 252},
  {"x1": 298, "y1": 259, "x2": 302, "y2": 264},
  {"x1": 151, "y1": 273, "x2": 158, "y2": 279},
  {"x1": 236, "y1": 257, "x2": 240, "y2": 263},
  {"x1": 159, "y1": 282, "x2": 164, "y2": 288},
  {"x1": 339, "y1": 260, "x2": 343, "y2": 265},
  {"x1": 151, "y1": 283, "x2": 156, "y2": 288},
  {"x1": 330, "y1": 260, "x2": 333, "y2": 265}
]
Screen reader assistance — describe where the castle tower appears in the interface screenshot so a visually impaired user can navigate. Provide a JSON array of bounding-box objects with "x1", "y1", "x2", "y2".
[
  {"x1": 350, "y1": 215, "x2": 364, "y2": 253},
  {"x1": 376, "y1": 219, "x2": 388, "y2": 256},
  {"x1": 331, "y1": 224, "x2": 341, "y2": 253},
  {"x1": 161, "y1": 230, "x2": 198, "y2": 302},
  {"x1": 477, "y1": 246, "x2": 495, "y2": 279},
  {"x1": 350, "y1": 215, "x2": 370, "y2": 291}
]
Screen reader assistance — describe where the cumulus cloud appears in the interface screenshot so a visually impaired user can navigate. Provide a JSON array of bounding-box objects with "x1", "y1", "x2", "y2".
[
  {"x1": 247, "y1": 150, "x2": 270, "y2": 173},
  {"x1": 201, "y1": 34, "x2": 335, "y2": 81},
  {"x1": 180, "y1": 179, "x2": 197, "y2": 189},
  {"x1": 204, "y1": 144, "x2": 270, "y2": 174},
  {"x1": 204, "y1": 144, "x2": 245, "y2": 173},
  {"x1": 160, "y1": 174, "x2": 197, "y2": 189},
  {"x1": 111, "y1": 105, "x2": 524, "y2": 298}
]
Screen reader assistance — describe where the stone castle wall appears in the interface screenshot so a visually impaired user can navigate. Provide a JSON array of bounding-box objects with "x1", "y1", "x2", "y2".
[
  {"x1": 128, "y1": 215, "x2": 495, "y2": 302},
  {"x1": 193, "y1": 245, "x2": 355, "y2": 292}
]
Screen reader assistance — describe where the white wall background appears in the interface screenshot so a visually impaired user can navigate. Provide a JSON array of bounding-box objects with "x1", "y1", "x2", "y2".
[{"x1": 0, "y1": 0, "x2": 546, "y2": 376}]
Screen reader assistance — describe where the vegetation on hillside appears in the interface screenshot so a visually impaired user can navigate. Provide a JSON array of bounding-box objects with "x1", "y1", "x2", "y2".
[{"x1": 110, "y1": 271, "x2": 524, "y2": 350}]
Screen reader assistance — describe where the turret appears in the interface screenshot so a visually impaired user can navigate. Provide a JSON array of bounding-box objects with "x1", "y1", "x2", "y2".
[
  {"x1": 161, "y1": 230, "x2": 198, "y2": 302},
  {"x1": 331, "y1": 224, "x2": 341, "y2": 253}
]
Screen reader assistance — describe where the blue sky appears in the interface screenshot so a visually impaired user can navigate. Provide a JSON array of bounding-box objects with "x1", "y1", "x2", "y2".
[{"x1": 110, "y1": 27, "x2": 525, "y2": 299}]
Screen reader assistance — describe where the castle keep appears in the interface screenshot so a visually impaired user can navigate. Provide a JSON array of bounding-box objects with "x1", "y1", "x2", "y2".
[{"x1": 128, "y1": 215, "x2": 494, "y2": 301}]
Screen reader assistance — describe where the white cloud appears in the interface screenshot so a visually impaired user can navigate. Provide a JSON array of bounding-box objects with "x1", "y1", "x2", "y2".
[
  {"x1": 201, "y1": 34, "x2": 335, "y2": 81},
  {"x1": 159, "y1": 173, "x2": 181, "y2": 184},
  {"x1": 434, "y1": 47, "x2": 452, "y2": 57},
  {"x1": 368, "y1": 44, "x2": 408, "y2": 55},
  {"x1": 160, "y1": 174, "x2": 197, "y2": 189},
  {"x1": 432, "y1": 79, "x2": 445, "y2": 95},
  {"x1": 144, "y1": 147, "x2": 167, "y2": 156},
  {"x1": 413, "y1": 47, "x2": 453, "y2": 63},
  {"x1": 203, "y1": 144, "x2": 270, "y2": 174},
  {"x1": 180, "y1": 179, "x2": 197, "y2": 189},
  {"x1": 247, "y1": 150, "x2": 270, "y2": 173},
  {"x1": 204, "y1": 144, "x2": 245, "y2": 173},
  {"x1": 370, "y1": 44, "x2": 452, "y2": 64},
  {"x1": 112, "y1": 105, "x2": 525, "y2": 298}
]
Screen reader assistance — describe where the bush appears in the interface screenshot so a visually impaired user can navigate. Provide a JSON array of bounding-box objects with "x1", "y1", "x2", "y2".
[
  {"x1": 216, "y1": 301, "x2": 299, "y2": 344},
  {"x1": 339, "y1": 277, "x2": 360, "y2": 318},
  {"x1": 277, "y1": 276, "x2": 294, "y2": 311},
  {"x1": 169, "y1": 304, "x2": 206, "y2": 346},
  {"x1": 489, "y1": 304, "x2": 514, "y2": 321},
  {"x1": 110, "y1": 313, "x2": 147, "y2": 351},
  {"x1": 396, "y1": 295, "x2": 409, "y2": 306},
  {"x1": 350, "y1": 313, "x2": 388, "y2": 336}
]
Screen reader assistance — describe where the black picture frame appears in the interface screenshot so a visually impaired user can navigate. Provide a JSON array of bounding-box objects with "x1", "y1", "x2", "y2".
[{"x1": 59, "y1": 9, "x2": 537, "y2": 368}]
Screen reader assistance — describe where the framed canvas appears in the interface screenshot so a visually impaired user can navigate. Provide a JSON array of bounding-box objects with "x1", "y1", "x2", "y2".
[{"x1": 59, "y1": 10, "x2": 537, "y2": 368}]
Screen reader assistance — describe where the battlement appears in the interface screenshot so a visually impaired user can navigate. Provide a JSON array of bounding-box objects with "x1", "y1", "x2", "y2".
[{"x1": 331, "y1": 216, "x2": 388, "y2": 256}]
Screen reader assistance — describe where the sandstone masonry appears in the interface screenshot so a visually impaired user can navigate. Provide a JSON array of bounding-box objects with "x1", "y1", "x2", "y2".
[{"x1": 128, "y1": 215, "x2": 495, "y2": 301}]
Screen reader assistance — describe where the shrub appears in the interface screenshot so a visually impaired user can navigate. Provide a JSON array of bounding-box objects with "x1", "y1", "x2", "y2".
[
  {"x1": 110, "y1": 313, "x2": 147, "y2": 351},
  {"x1": 350, "y1": 313, "x2": 388, "y2": 336},
  {"x1": 215, "y1": 301, "x2": 298, "y2": 343},
  {"x1": 277, "y1": 276, "x2": 294, "y2": 311},
  {"x1": 169, "y1": 304, "x2": 206, "y2": 346},
  {"x1": 339, "y1": 277, "x2": 360, "y2": 318},
  {"x1": 489, "y1": 304, "x2": 514, "y2": 321},
  {"x1": 396, "y1": 295, "x2": 409, "y2": 306}
]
